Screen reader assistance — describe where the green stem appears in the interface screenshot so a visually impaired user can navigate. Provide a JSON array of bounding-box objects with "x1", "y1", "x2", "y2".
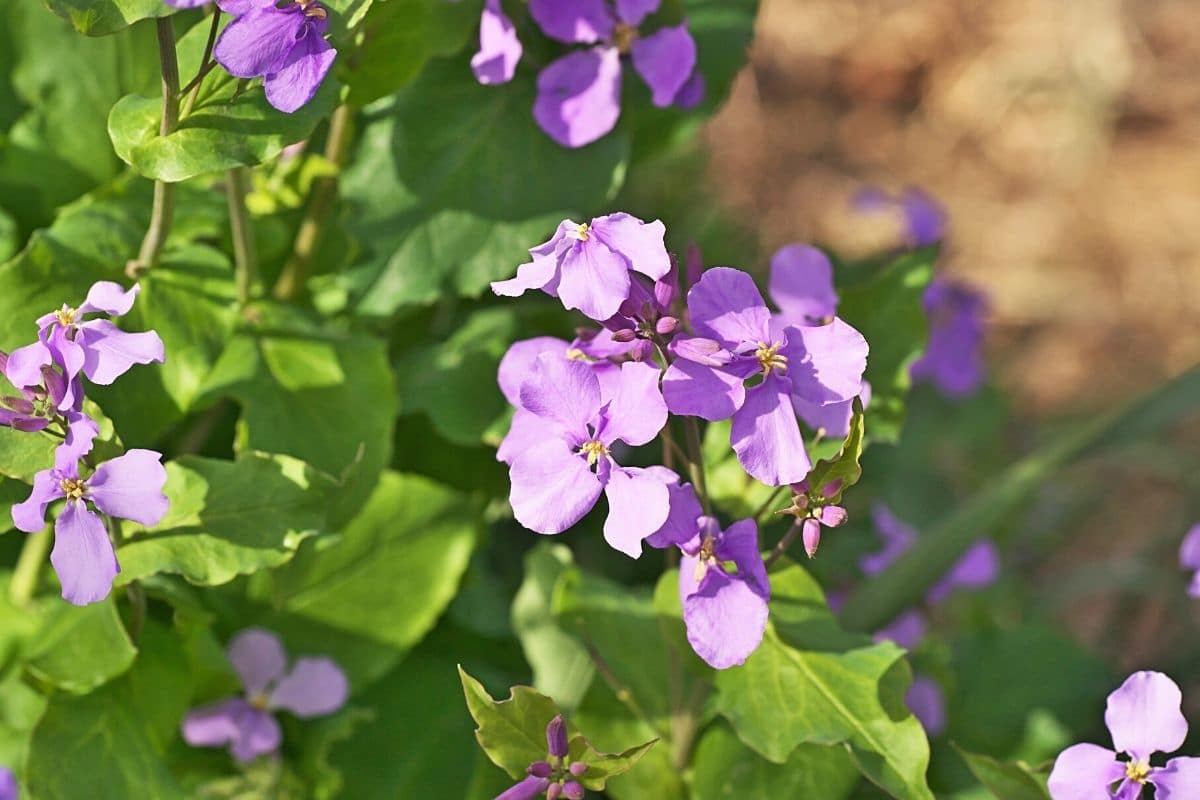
[
  {"x1": 226, "y1": 167, "x2": 257, "y2": 304},
  {"x1": 273, "y1": 103, "x2": 354, "y2": 300},
  {"x1": 839, "y1": 364, "x2": 1200, "y2": 632},
  {"x1": 10, "y1": 527, "x2": 51, "y2": 606},
  {"x1": 683, "y1": 417, "x2": 710, "y2": 514},
  {"x1": 181, "y1": 8, "x2": 220, "y2": 117},
  {"x1": 125, "y1": 582, "x2": 147, "y2": 642},
  {"x1": 130, "y1": 17, "x2": 180, "y2": 277}
]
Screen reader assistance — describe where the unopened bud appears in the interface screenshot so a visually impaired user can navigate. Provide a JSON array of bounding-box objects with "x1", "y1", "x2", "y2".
[
  {"x1": 802, "y1": 518, "x2": 822, "y2": 558},
  {"x1": 0, "y1": 396, "x2": 34, "y2": 415},
  {"x1": 630, "y1": 340, "x2": 654, "y2": 362},
  {"x1": 562, "y1": 781, "x2": 585, "y2": 800},
  {"x1": 528, "y1": 761, "x2": 553, "y2": 778},
  {"x1": 546, "y1": 715, "x2": 568, "y2": 759},
  {"x1": 610, "y1": 328, "x2": 637, "y2": 343},
  {"x1": 819, "y1": 505, "x2": 848, "y2": 527},
  {"x1": 568, "y1": 762, "x2": 588, "y2": 777},
  {"x1": 546, "y1": 783, "x2": 562, "y2": 800},
  {"x1": 655, "y1": 316, "x2": 679, "y2": 336}
]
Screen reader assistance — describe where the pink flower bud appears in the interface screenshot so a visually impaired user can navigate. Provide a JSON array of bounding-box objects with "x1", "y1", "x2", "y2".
[
  {"x1": 568, "y1": 761, "x2": 588, "y2": 776},
  {"x1": 545, "y1": 715, "x2": 568, "y2": 759},
  {"x1": 611, "y1": 328, "x2": 637, "y2": 343},
  {"x1": 528, "y1": 761, "x2": 553, "y2": 778},
  {"x1": 562, "y1": 781, "x2": 585, "y2": 799},
  {"x1": 803, "y1": 518, "x2": 822, "y2": 558},
  {"x1": 655, "y1": 316, "x2": 679, "y2": 336}
]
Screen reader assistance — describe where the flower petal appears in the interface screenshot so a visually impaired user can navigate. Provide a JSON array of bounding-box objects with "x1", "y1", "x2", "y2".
[
  {"x1": 217, "y1": 0, "x2": 275, "y2": 14},
  {"x1": 471, "y1": 0, "x2": 522, "y2": 85},
  {"x1": 630, "y1": 24, "x2": 697, "y2": 108},
  {"x1": 78, "y1": 281, "x2": 140, "y2": 316},
  {"x1": 589, "y1": 212, "x2": 671, "y2": 281},
  {"x1": 646, "y1": 481, "x2": 703, "y2": 549},
  {"x1": 498, "y1": 337, "x2": 571, "y2": 406},
  {"x1": 900, "y1": 187, "x2": 946, "y2": 247},
  {"x1": 927, "y1": 540, "x2": 999, "y2": 604},
  {"x1": 509, "y1": 440, "x2": 603, "y2": 534},
  {"x1": 269, "y1": 657, "x2": 348, "y2": 717},
  {"x1": 181, "y1": 698, "x2": 246, "y2": 748},
  {"x1": 556, "y1": 237, "x2": 633, "y2": 322},
  {"x1": 769, "y1": 243, "x2": 839, "y2": 324},
  {"x1": 597, "y1": 361, "x2": 666, "y2": 447},
  {"x1": 87, "y1": 449, "x2": 169, "y2": 527},
  {"x1": 615, "y1": 0, "x2": 660, "y2": 26},
  {"x1": 528, "y1": 0, "x2": 613, "y2": 44},
  {"x1": 51, "y1": 500, "x2": 119, "y2": 606},
  {"x1": 12, "y1": 469, "x2": 65, "y2": 533},
  {"x1": 76, "y1": 320, "x2": 165, "y2": 385},
  {"x1": 55, "y1": 412, "x2": 100, "y2": 474},
  {"x1": 227, "y1": 628, "x2": 289, "y2": 696},
  {"x1": 214, "y1": 6, "x2": 304, "y2": 78},
  {"x1": 1105, "y1": 671, "x2": 1188, "y2": 761},
  {"x1": 602, "y1": 466, "x2": 670, "y2": 558},
  {"x1": 264, "y1": 26, "x2": 337, "y2": 114},
  {"x1": 497, "y1": 776, "x2": 552, "y2": 800},
  {"x1": 533, "y1": 47, "x2": 623, "y2": 149},
  {"x1": 4, "y1": 340, "x2": 52, "y2": 391},
  {"x1": 860, "y1": 504, "x2": 916, "y2": 575},
  {"x1": 683, "y1": 567, "x2": 769, "y2": 669},
  {"x1": 906, "y1": 676, "x2": 946, "y2": 735},
  {"x1": 731, "y1": 375, "x2": 811, "y2": 487},
  {"x1": 519, "y1": 354, "x2": 601, "y2": 432},
  {"x1": 497, "y1": 409, "x2": 553, "y2": 466},
  {"x1": 784, "y1": 319, "x2": 868, "y2": 405},
  {"x1": 687, "y1": 267, "x2": 771, "y2": 348},
  {"x1": 661, "y1": 358, "x2": 745, "y2": 421},
  {"x1": 1179, "y1": 524, "x2": 1200, "y2": 570},
  {"x1": 873, "y1": 610, "x2": 927, "y2": 651},
  {"x1": 1153, "y1": 757, "x2": 1200, "y2": 800},
  {"x1": 229, "y1": 707, "x2": 281, "y2": 762},
  {"x1": 1047, "y1": 743, "x2": 1123, "y2": 800}
]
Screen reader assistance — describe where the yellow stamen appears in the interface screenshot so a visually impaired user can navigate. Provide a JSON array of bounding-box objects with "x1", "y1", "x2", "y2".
[
  {"x1": 54, "y1": 305, "x2": 76, "y2": 327},
  {"x1": 248, "y1": 693, "x2": 270, "y2": 711},
  {"x1": 565, "y1": 347, "x2": 591, "y2": 362},
  {"x1": 579, "y1": 440, "x2": 608, "y2": 466},
  {"x1": 693, "y1": 534, "x2": 719, "y2": 582},
  {"x1": 1125, "y1": 760, "x2": 1151, "y2": 784},
  {"x1": 575, "y1": 223, "x2": 590, "y2": 241},
  {"x1": 59, "y1": 477, "x2": 87, "y2": 501},
  {"x1": 754, "y1": 341, "x2": 788, "y2": 376},
  {"x1": 613, "y1": 23, "x2": 638, "y2": 54}
]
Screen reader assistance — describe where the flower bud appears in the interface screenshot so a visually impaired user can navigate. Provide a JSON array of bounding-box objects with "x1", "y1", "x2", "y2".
[
  {"x1": 528, "y1": 761, "x2": 553, "y2": 778},
  {"x1": 802, "y1": 518, "x2": 822, "y2": 558},
  {"x1": 655, "y1": 316, "x2": 679, "y2": 336},
  {"x1": 0, "y1": 396, "x2": 34, "y2": 415},
  {"x1": 545, "y1": 715, "x2": 568, "y2": 759},
  {"x1": 611, "y1": 328, "x2": 637, "y2": 343},
  {"x1": 568, "y1": 761, "x2": 588, "y2": 777},
  {"x1": 546, "y1": 783, "x2": 562, "y2": 800},
  {"x1": 819, "y1": 505, "x2": 848, "y2": 528},
  {"x1": 630, "y1": 340, "x2": 654, "y2": 362},
  {"x1": 685, "y1": 242, "x2": 704, "y2": 288},
  {"x1": 562, "y1": 781, "x2": 585, "y2": 799}
]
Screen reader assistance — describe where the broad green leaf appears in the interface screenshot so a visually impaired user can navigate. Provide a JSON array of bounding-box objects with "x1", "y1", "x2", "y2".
[
  {"x1": 0, "y1": 479, "x2": 28, "y2": 532},
  {"x1": 837, "y1": 248, "x2": 935, "y2": 443},
  {"x1": 253, "y1": 471, "x2": 478, "y2": 686},
  {"x1": 692, "y1": 723, "x2": 860, "y2": 800},
  {"x1": 511, "y1": 544, "x2": 595, "y2": 712},
  {"x1": 0, "y1": 399, "x2": 119, "y2": 482},
  {"x1": 0, "y1": 208, "x2": 16, "y2": 261},
  {"x1": 25, "y1": 598, "x2": 136, "y2": 694},
  {"x1": 197, "y1": 324, "x2": 397, "y2": 527},
  {"x1": 25, "y1": 620, "x2": 189, "y2": 799},
  {"x1": 716, "y1": 563, "x2": 934, "y2": 799},
  {"x1": 460, "y1": 667, "x2": 655, "y2": 789},
  {"x1": 108, "y1": 76, "x2": 340, "y2": 182},
  {"x1": 321, "y1": 0, "x2": 377, "y2": 35},
  {"x1": 801, "y1": 400, "x2": 865, "y2": 504},
  {"x1": 341, "y1": 0, "x2": 479, "y2": 107},
  {"x1": 954, "y1": 745, "x2": 1051, "y2": 800},
  {"x1": 43, "y1": 0, "x2": 169, "y2": 35},
  {"x1": 115, "y1": 452, "x2": 335, "y2": 586},
  {"x1": 0, "y1": 673, "x2": 44, "y2": 773}
]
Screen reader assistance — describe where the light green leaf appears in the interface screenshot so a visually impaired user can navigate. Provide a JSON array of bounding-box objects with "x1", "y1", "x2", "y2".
[
  {"x1": 701, "y1": 418, "x2": 776, "y2": 518},
  {"x1": 25, "y1": 598, "x2": 136, "y2": 694},
  {"x1": 43, "y1": 0, "x2": 169, "y2": 36},
  {"x1": 954, "y1": 745, "x2": 1051, "y2": 800},
  {"x1": 692, "y1": 723, "x2": 860, "y2": 800},
  {"x1": 0, "y1": 208, "x2": 16, "y2": 262},
  {"x1": 801, "y1": 400, "x2": 865, "y2": 504},
  {"x1": 511, "y1": 543, "x2": 595, "y2": 712},
  {"x1": 115, "y1": 452, "x2": 335, "y2": 586},
  {"x1": 570, "y1": 735, "x2": 659, "y2": 793}
]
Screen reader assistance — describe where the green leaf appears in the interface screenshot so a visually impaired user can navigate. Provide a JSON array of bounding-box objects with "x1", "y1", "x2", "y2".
[
  {"x1": 341, "y1": 0, "x2": 479, "y2": 107},
  {"x1": 254, "y1": 471, "x2": 478, "y2": 686},
  {"x1": 511, "y1": 544, "x2": 595, "y2": 712},
  {"x1": 108, "y1": 77, "x2": 340, "y2": 182},
  {"x1": 692, "y1": 723, "x2": 860, "y2": 800},
  {"x1": 197, "y1": 324, "x2": 397, "y2": 527},
  {"x1": 115, "y1": 452, "x2": 335, "y2": 587},
  {"x1": 0, "y1": 207, "x2": 16, "y2": 262},
  {"x1": 43, "y1": 0, "x2": 169, "y2": 36},
  {"x1": 837, "y1": 248, "x2": 935, "y2": 443},
  {"x1": 0, "y1": 399, "x2": 119, "y2": 482},
  {"x1": 571, "y1": 682, "x2": 683, "y2": 800},
  {"x1": 801, "y1": 400, "x2": 865, "y2": 504},
  {"x1": 701, "y1": 418, "x2": 776, "y2": 518},
  {"x1": 715, "y1": 562, "x2": 934, "y2": 799},
  {"x1": 24, "y1": 598, "x2": 136, "y2": 694},
  {"x1": 570, "y1": 736, "x2": 658, "y2": 793},
  {"x1": 954, "y1": 745, "x2": 1051, "y2": 800}
]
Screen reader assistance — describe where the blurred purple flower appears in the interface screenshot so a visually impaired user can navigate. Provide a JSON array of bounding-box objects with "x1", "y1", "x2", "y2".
[
  {"x1": 905, "y1": 676, "x2": 946, "y2": 736},
  {"x1": 504, "y1": 353, "x2": 672, "y2": 557},
  {"x1": 164, "y1": 0, "x2": 215, "y2": 7},
  {"x1": 852, "y1": 186, "x2": 947, "y2": 249},
  {"x1": 472, "y1": 0, "x2": 522, "y2": 85},
  {"x1": 0, "y1": 768, "x2": 15, "y2": 800},
  {"x1": 1048, "y1": 671, "x2": 1200, "y2": 800},
  {"x1": 873, "y1": 609, "x2": 927, "y2": 651},
  {"x1": 517, "y1": 0, "x2": 701, "y2": 147},
  {"x1": 910, "y1": 278, "x2": 987, "y2": 399},
  {"x1": 214, "y1": 0, "x2": 336, "y2": 113},
  {"x1": 491, "y1": 214, "x2": 672, "y2": 322},
  {"x1": 663, "y1": 268, "x2": 868, "y2": 486},
  {"x1": 12, "y1": 446, "x2": 168, "y2": 605},
  {"x1": 1180, "y1": 524, "x2": 1200, "y2": 598},
  {"x1": 182, "y1": 628, "x2": 348, "y2": 762},
  {"x1": 5, "y1": 282, "x2": 163, "y2": 412}
]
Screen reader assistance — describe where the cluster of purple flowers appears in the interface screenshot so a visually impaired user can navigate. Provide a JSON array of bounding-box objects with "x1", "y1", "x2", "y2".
[
  {"x1": 182, "y1": 628, "x2": 348, "y2": 762},
  {"x1": 490, "y1": 214, "x2": 870, "y2": 668},
  {"x1": 471, "y1": 0, "x2": 704, "y2": 148},
  {"x1": 2, "y1": 282, "x2": 168, "y2": 606},
  {"x1": 497, "y1": 715, "x2": 588, "y2": 800},
  {"x1": 163, "y1": 0, "x2": 336, "y2": 114}
]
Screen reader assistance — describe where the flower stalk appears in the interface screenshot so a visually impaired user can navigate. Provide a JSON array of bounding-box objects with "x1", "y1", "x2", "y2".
[
  {"x1": 130, "y1": 17, "x2": 181, "y2": 277},
  {"x1": 9, "y1": 526, "x2": 51, "y2": 606},
  {"x1": 226, "y1": 166, "x2": 258, "y2": 305}
]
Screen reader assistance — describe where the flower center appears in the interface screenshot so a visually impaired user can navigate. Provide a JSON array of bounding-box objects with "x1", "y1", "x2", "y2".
[
  {"x1": 54, "y1": 304, "x2": 77, "y2": 327},
  {"x1": 613, "y1": 23, "x2": 638, "y2": 55},
  {"x1": 59, "y1": 477, "x2": 87, "y2": 501},
  {"x1": 755, "y1": 341, "x2": 787, "y2": 376},
  {"x1": 570, "y1": 222, "x2": 591, "y2": 242},
  {"x1": 296, "y1": 0, "x2": 326, "y2": 18},
  {"x1": 579, "y1": 439, "x2": 608, "y2": 466},
  {"x1": 693, "y1": 534, "x2": 720, "y2": 582},
  {"x1": 248, "y1": 693, "x2": 270, "y2": 711},
  {"x1": 1125, "y1": 760, "x2": 1151, "y2": 784},
  {"x1": 565, "y1": 347, "x2": 592, "y2": 362}
]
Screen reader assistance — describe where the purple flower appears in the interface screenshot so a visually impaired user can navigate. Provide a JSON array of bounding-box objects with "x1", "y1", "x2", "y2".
[
  {"x1": 214, "y1": 0, "x2": 337, "y2": 114},
  {"x1": 785, "y1": 480, "x2": 849, "y2": 558},
  {"x1": 677, "y1": 515, "x2": 770, "y2": 669},
  {"x1": 524, "y1": 0, "x2": 700, "y2": 147},
  {"x1": 662, "y1": 267, "x2": 868, "y2": 486},
  {"x1": 905, "y1": 676, "x2": 946, "y2": 736},
  {"x1": 1179, "y1": 524, "x2": 1200, "y2": 598},
  {"x1": 182, "y1": 628, "x2": 349, "y2": 762},
  {"x1": 12, "y1": 444, "x2": 167, "y2": 605},
  {"x1": 873, "y1": 609, "x2": 926, "y2": 651},
  {"x1": 1048, "y1": 671, "x2": 1200, "y2": 800},
  {"x1": 164, "y1": 0, "x2": 215, "y2": 6},
  {"x1": 472, "y1": 0, "x2": 522, "y2": 85},
  {"x1": 497, "y1": 776, "x2": 551, "y2": 800},
  {"x1": 0, "y1": 351, "x2": 69, "y2": 433},
  {"x1": 5, "y1": 282, "x2": 163, "y2": 413},
  {"x1": 910, "y1": 278, "x2": 987, "y2": 399},
  {"x1": 505, "y1": 353, "x2": 672, "y2": 557},
  {"x1": 492, "y1": 214, "x2": 671, "y2": 322},
  {"x1": 0, "y1": 768, "x2": 15, "y2": 800},
  {"x1": 852, "y1": 186, "x2": 946, "y2": 249}
]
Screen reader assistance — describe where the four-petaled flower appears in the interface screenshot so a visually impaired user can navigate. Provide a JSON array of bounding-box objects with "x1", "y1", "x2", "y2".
[
  {"x1": 491, "y1": 214, "x2": 671, "y2": 323},
  {"x1": 182, "y1": 628, "x2": 349, "y2": 762},
  {"x1": 1048, "y1": 671, "x2": 1200, "y2": 799},
  {"x1": 663, "y1": 267, "x2": 868, "y2": 486}
]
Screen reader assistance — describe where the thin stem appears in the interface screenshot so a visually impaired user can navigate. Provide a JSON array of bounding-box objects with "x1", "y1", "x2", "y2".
[
  {"x1": 10, "y1": 527, "x2": 51, "y2": 606},
  {"x1": 764, "y1": 521, "x2": 803, "y2": 568},
  {"x1": 669, "y1": 681, "x2": 708, "y2": 771},
  {"x1": 226, "y1": 167, "x2": 258, "y2": 304},
  {"x1": 581, "y1": 635, "x2": 667, "y2": 740},
  {"x1": 181, "y1": 8, "x2": 221, "y2": 116},
  {"x1": 273, "y1": 103, "x2": 354, "y2": 300},
  {"x1": 753, "y1": 485, "x2": 788, "y2": 526},
  {"x1": 125, "y1": 582, "x2": 147, "y2": 642},
  {"x1": 130, "y1": 17, "x2": 181, "y2": 277},
  {"x1": 683, "y1": 417, "x2": 711, "y2": 514}
]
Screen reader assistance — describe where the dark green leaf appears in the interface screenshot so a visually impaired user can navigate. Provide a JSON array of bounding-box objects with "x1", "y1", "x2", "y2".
[
  {"x1": 43, "y1": 0, "x2": 169, "y2": 36},
  {"x1": 692, "y1": 723, "x2": 860, "y2": 800},
  {"x1": 954, "y1": 744, "x2": 1051, "y2": 800},
  {"x1": 25, "y1": 598, "x2": 136, "y2": 694}
]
